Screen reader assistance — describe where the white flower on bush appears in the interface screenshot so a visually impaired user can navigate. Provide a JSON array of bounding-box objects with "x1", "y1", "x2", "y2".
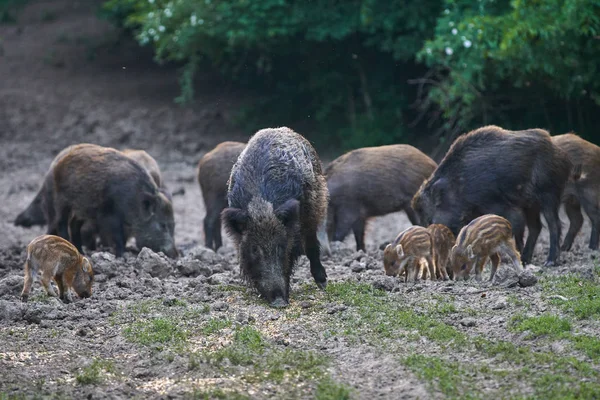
[
  {"x1": 148, "y1": 28, "x2": 156, "y2": 36},
  {"x1": 452, "y1": 28, "x2": 457, "y2": 35},
  {"x1": 444, "y1": 9, "x2": 450, "y2": 14},
  {"x1": 159, "y1": 25, "x2": 165, "y2": 32},
  {"x1": 191, "y1": 14, "x2": 197, "y2": 26},
  {"x1": 426, "y1": 47, "x2": 432, "y2": 54},
  {"x1": 463, "y1": 40, "x2": 472, "y2": 48},
  {"x1": 449, "y1": 21, "x2": 454, "y2": 27},
  {"x1": 165, "y1": 8, "x2": 172, "y2": 18},
  {"x1": 148, "y1": 0, "x2": 154, "y2": 3},
  {"x1": 445, "y1": 47, "x2": 453, "y2": 56},
  {"x1": 198, "y1": 18, "x2": 204, "y2": 25},
  {"x1": 148, "y1": 12, "x2": 154, "y2": 18}
]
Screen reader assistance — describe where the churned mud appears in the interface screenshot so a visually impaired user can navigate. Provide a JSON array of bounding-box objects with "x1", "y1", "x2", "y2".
[{"x1": 1, "y1": 1, "x2": 600, "y2": 399}]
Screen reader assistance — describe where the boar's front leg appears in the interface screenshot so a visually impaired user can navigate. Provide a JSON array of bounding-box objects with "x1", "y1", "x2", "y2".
[
  {"x1": 305, "y1": 231, "x2": 327, "y2": 290},
  {"x1": 541, "y1": 206, "x2": 562, "y2": 266},
  {"x1": 561, "y1": 196, "x2": 584, "y2": 252},
  {"x1": 521, "y1": 208, "x2": 542, "y2": 265},
  {"x1": 69, "y1": 215, "x2": 85, "y2": 254},
  {"x1": 99, "y1": 212, "x2": 126, "y2": 258}
]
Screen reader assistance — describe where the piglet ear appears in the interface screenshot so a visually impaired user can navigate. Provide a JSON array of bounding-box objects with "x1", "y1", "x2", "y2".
[
  {"x1": 275, "y1": 199, "x2": 300, "y2": 228},
  {"x1": 396, "y1": 244, "x2": 404, "y2": 257},
  {"x1": 221, "y1": 208, "x2": 248, "y2": 237},
  {"x1": 384, "y1": 244, "x2": 392, "y2": 253},
  {"x1": 467, "y1": 244, "x2": 475, "y2": 259}
]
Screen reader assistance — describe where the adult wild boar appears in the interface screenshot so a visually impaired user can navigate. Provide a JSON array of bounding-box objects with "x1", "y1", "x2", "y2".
[
  {"x1": 197, "y1": 141, "x2": 246, "y2": 251},
  {"x1": 222, "y1": 127, "x2": 328, "y2": 307},
  {"x1": 323, "y1": 144, "x2": 437, "y2": 251},
  {"x1": 51, "y1": 144, "x2": 177, "y2": 258},
  {"x1": 411, "y1": 125, "x2": 571, "y2": 266},
  {"x1": 551, "y1": 133, "x2": 600, "y2": 250}
]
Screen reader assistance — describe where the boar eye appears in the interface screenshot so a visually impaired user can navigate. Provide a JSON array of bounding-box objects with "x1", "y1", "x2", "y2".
[{"x1": 461, "y1": 264, "x2": 467, "y2": 270}]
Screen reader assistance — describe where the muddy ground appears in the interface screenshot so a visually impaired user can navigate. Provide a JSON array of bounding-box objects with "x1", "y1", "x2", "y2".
[{"x1": 1, "y1": 1, "x2": 600, "y2": 399}]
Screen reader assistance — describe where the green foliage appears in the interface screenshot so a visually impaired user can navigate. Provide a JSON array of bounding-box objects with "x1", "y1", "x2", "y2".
[
  {"x1": 510, "y1": 314, "x2": 572, "y2": 339},
  {"x1": 419, "y1": 0, "x2": 600, "y2": 138},
  {"x1": 123, "y1": 317, "x2": 188, "y2": 349},
  {"x1": 315, "y1": 377, "x2": 353, "y2": 400},
  {"x1": 0, "y1": 0, "x2": 26, "y2": 23},
  {"x1": 75, "y1": 359, "x2": 115, "y2": 385},
  {"x1": 541, "y1": 272, "x2": 600, "y2": 319}
]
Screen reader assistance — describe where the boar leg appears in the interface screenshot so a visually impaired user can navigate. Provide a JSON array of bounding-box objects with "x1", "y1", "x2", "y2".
[
  {"x1": 489, "y1": 253, "x2": 501, "y2": 282},
  {"x1": 203, "y1": 211, "x2": 217, "y2": 250},
  {"x1": 561, "y1": 196, "x2": 583, "y2": 252},
  {"x1": 502, "y1": 239, "x2": 523, "y2": 273},
  {"x1": 332, "y1": 208, "x2": 354, "y2": 246},
  {"x1": 425, "y1": 256, "x2": 436, "y2": 281},
  {"x1": 436, "y1": 251, "x2": 450, "y2": 281},
  {"x1": 541, "y1": 207, "x2": 562, "y2": 266},
  {"x1": 305, "y1": 231, "x2": 327, "y2": 290},
  {"x1": 99, "y1": 212, "x2": 126, "y2": 258},
  {"x1": 521, "y1": 208, "x2": 542, "y2": 265},
  {"x1": 474, "y1": 257, "x2": 488, "y2": 282},
  {"x1": 590, "y1": 225, "x2": 599, "y2": 250},
  {"x1": 54, "y1": 204, "x2": 72, "y2": 242},
  {"x1": 55, "y1": 275, "x2": 70, "y2": 303},
  {"x1": 505, "y1": 208, "x2": 526, "y2": 255},
  {"x1": 21, "y1": 258, "x2": 34, "y2": 302},
  {"x1": 351, "y1": 219, "x2": 366, "y2": 252},
  {"x1": 41, "y1": 267, "x2": 58, "y2": 298},
  {"x1": 69, "y1": 216, "x2": 85, "y2": 254}
]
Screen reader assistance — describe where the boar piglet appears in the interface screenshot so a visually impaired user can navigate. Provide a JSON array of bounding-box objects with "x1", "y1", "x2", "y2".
[
  {"x1": 222, "y1": 127, "x2": 328, "y2": 308},
  {"x1": 324, "y1": 144, "x2": 437, "y2": 252},
  {"x1": 383, "y1": 226, "x2": 434, "y2": 282},
  {"x1": 427, "y1": 224, "x2": 455, "y2": 281},
  {"x1": 198, "y1": 141, "x2": 246, "y2": 251},
  {"x1": 451, "y1": 214, "x2": 522, "y2": 282},
  {"x1": 21, "y1": 235, "x2": 94, "y2": 302}
]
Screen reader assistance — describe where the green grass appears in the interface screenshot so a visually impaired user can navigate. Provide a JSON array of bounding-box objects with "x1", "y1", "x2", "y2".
[
  {"x1": 541, "y1": 272, "x2": 600, "y2": 319},
  {"x1": 571, "y1": 334, "x2": 600, "y2": 361},
  {"x1": 315, "y1": 377, "x2": 353, "y2": 400},
  {"x1": 201, "y1": 318, "x2": 232, "y2": 335},
  {"x1": 75, "y1": 358, "x2": 115, "y2": 385},
  {"x1": 123, "y1": 317, "x2": 187, "y2": 350},
  {"x1": 510, "y1": 314, "x2": 572, "y2": 339},
  {"x1": 326, "y1": 282, "x2": 467, "y2": 346}
]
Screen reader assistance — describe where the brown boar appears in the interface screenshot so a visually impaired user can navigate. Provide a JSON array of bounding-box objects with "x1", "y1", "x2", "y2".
[
  {"x1": 427, "y1": 224, "x2": 455, "y2": 281},
  {"x1": 325, "y1": 145, "x2": 437, "y2": 252},
  {"x1": 551, "y1": 133, "x2": 600, "y2": 250},
  {"x1": 197, "y1": 141, "x2": 246, "y2": 250},
  {"x1": 450, "y1": 214, "x2": 522, "y2": 282},
  {"x1": 21, "y1": 235, "x2": 94, "y2": 302},
  {"x1": 222, "y1": 127, "x2": 328, "y2": 307},
  {"x1": 51, "y1": 144, "x2": 177, "y2": 258},
  {"x1": 383, "y1": 226, "x2": 434, "y2": 282},
  {"x1": 412, "y1": 125, "x2": 571, "y2": 267}
]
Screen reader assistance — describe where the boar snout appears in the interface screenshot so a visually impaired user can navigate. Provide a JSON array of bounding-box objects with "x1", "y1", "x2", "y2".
[
  {"x1": 258, "y1": 278, "x2": 289, "y2": 308},
  {"x1": 163, "y1": 244, "x2": 179, "y2": 259}
]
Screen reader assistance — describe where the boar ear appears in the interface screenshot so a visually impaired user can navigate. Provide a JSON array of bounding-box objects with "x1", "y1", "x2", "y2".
[
  {"x1": 141, "y1": 192, "x2": 158, "y2": 219},
  {"x1": 451, "y1": 244, "x2": 458, "y2": 254},
  {"x1": 395, "y1": 244, "x2": 404, "y2": 257},
  {"x1": 221, "y1": 207, "x2": 248, "y2": 237},
  {"x1": 384, "y1": 244, "x2": 392, "y2": 253},
  {"x1": 275, "y1": 199, "x2": 300, "y2": 228},
  {"x1": 467, "y1": 245, "x2": 475, "y2": 259}
]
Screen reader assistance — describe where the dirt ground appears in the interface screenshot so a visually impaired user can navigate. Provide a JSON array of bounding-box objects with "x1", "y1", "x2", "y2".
[{"x1": 1, "y1": 2, "x2": 600, "y2": 399}]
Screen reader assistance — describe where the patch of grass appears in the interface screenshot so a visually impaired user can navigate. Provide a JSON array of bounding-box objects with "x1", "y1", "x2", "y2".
[
  {"x1": 123, "y1": 317, "x2": 187, "y2": 350},
  {"x1": 201, "y1": 318, "x2": 232, "y2": 335},
  {"x1": 326, "y1": 282, "x2": 467, "y2": 346},
  {"x1": 542, "y1": 273, "x2": 600, "y2": 319},
  {"x1": 190, "y1": 388, "x2": 250, "y2": 400},
  {"x1": 510, "y1": 314, "x2": 572, "y2": 339},
  {"x1": 315, "y1": 377, "x2": 353, "y2": 400},
  {"x1": 571, "y1": 335, "x2": 600, "y2": 361},
  {"x1": 75, "y1": 358, "x2": 115, "y2": 385},
  {"x1": 404, "y1": 355, "x2": 479, "y2": 399}
]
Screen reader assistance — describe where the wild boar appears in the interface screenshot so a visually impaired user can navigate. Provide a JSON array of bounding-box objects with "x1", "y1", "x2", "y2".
[
  {"x1": 222, "y1": 127, "x2": 328, "y2": 307},
  {"x1": 324, "y1": 145, "x2": 437, "y2": 252},
  {"x1": 551, "y1": 133, "x2": 600, "y2": 250},
  {"x1": 121, "y1": 149, "x2": 164, "y2": 188},
  {"x1": 450, "y1": 214, "x2": 522, "y2": 281},
  {"x1": 197, "y1": 141, "x2": 246, "y2": 250},
  {"x1": 427, "y1": 224, "x2": 455, "y2": 280},
  {"x1": 383, "y1": 226, "x2": 434, "y2": 282},
  {"x1": 51, "y1": 144, "x2": 177, "y2": 258},
  {"x1": 412, "y1": 125, "x2": 571, "y2": 266},
  {"x1": 21, "y1": 235, "x2": 94, "y2": 302}
]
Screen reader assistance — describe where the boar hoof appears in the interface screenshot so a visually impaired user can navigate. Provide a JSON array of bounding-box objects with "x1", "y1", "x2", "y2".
[
  {"x1": 315, "y1": 280, "x2": 327, "y2": 290},
  {"x1": 270, "y1": 297, "x2": 289, "y2": 308},
  {"x1": 543, "y1": 260, "x2": 556, "y2": 267},
  {"x1": 20, "y1": 295, "x2": 28, "y2": 303}
]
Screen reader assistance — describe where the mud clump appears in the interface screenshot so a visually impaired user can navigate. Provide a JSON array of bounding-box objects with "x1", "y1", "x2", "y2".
[{"x1": 136, "y1": 247, "x2": 173, "y2": 278}]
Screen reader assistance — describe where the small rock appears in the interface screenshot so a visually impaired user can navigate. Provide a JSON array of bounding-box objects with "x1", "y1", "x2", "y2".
[
  {"x1": 236, "y1": 313, "x2": 248, "y2": 324},
  {"x1": 187, "y1": 246, "x2": 221, "y2": 264},
  {"x1": 76, "y1": 327, "x2": 88, "y2": 337},
  {"x1": 208, "y1": 273, "x2": 230, "y2": 285},
  {"x1": 90, "y1": 252, "x2": 118, "y2": 278},
  {"x1": 518, "y1": 270, "x2": 538, "y2": 287},
  {"x1": 330, "y1": 241, "x2": 354, "y2": 257},
  {"x1": 350, "y1": 260, "x2": 366, "y2": 273},
  {"x1": 548, "y1": 294, "x2": 569, "y2": 301},
  {"x1": 492, "y1": 267, "x2": 520, "y2": 287},
  {"x1": 212, "y1": 301, "x2": 229, "y2": 312},
  {"x1": 551, "y1": 342, "x2": 565, "y2": 354},
  {"x1": 211, "y1": 264, "x2": 225, "y2": 274},
  {"x1": 371, "y1": 276, "x2": 396, "y2": 292},
  {"x1": 136, "y1": 248, "x2": 172, "y2": 279},
  {"x1": 492, "y1": 301, "x2": 507, "y2": 310},
  {"x1": 460, "y1": 318, "x2": 477, "y2": 327},
  {"x1": 176, "y1": 259, "x2": 213, "y2": 277},
  {"x1": 300, "y1": 301, "x2": 312, "y2": 309},
  {"x1": 326, "y1": 304, "x2": 348, "y2": 314}
]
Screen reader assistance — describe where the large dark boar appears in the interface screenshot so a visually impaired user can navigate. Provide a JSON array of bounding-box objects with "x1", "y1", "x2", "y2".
[
  {"x1": 411, "y1": 125, "x2": 571, "y2": 266},
  {"x1": 323, "y1": 145, "x2": 437, "y2": 251},
  {"x1": 51, "y1": 144, "x2": 177, "y2": 258},
  {"x1": 222, "y1": 127, "x2": 328, "y2": 307},
  {"x1": 552, "y1": 133, "x2": 600, "y2": 250},
  {"x1": 197, "y1": 141, "x2": 246, "y2": 251}
]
